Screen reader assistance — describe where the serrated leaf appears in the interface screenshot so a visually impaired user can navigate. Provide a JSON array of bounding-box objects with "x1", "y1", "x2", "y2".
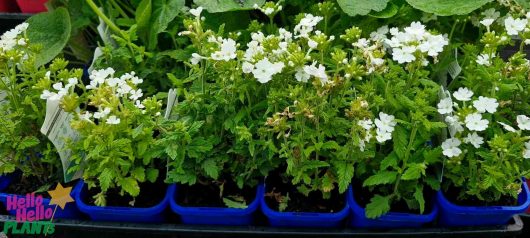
[
  {"x1": 27, "y1": 8, "x2": 71, "y2": 66},
  {"x1": 414, "y1": 186, "x2": 425, "y2": 214},
  {"x1": 148, "y1": 0, "x2": 186, "y2": 50},
  {"x1": 363, "y1": 171, "x2": 398, "y2": 187},
  {"x1": 136, "y1": 0, "x2": 152, "y2": 43},
  {"x1": 120, "y1": 177, "x2": 140, "y2": 197},
  {"x1": 202, "y1": 159, "x2": 219, "y2": 179},
  {"x1": 99, "y1": 168, "x2": 113, "y2": 192},
  {"x1": 393, "y1": 125, "x2": 408, "y2": 159},
  {"x1": 146, "y1": 168, "x2": 159, "y2": 183},
  {"x1": 194, "y1": 0, "x2": 265, "y2": 13},
  {"x1": 131, "y1": 167, "x2": 146, "y2": 182},
  {"x1": 337, "y1": 0, "x2": 389, "y2": 16},
  {"x1": 223, "y1": 197, "x2": 248, "y2": 209},
  {"x1": 365, "y1": 195, "x2": 391, "y2": 218},
  {"x1": 380, "y1": 152, "x2": 398, "y2": 170},
  {"x1": 406, "y1": 0, "x2": 492, "y2": 16},
  {"x1": 18, "y1": 136, "x2": 40, "y2": 150},
  {"x1": 401, "y1": 163, "x2": 426, "y2": 180},
  {"x1": 188, "y1": 137, "x2": 213, "y2": 158},
  {"x1": 336, "y1": 161, "x2": 354, "y2": 193}
]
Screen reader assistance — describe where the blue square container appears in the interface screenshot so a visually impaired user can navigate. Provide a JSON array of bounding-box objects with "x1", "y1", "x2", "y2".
[
  {"x1": 348, "y1": 186, "x2": 438, "y2": 228},
  {"x1": 74, "y1": 180, "x2": 171, "y2": 223},
  {"x1": 169, "y1": 184, "x2": 263, "y2": 226},
  {"x1": 436, "y1": 179, "x2": 530, "y2": 227}
]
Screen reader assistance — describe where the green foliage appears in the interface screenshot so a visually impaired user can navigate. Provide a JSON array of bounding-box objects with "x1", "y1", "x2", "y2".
[
  {"x1": 405, "y1": 0, "x2": 493, "y2": 16},
  {"x1": 337, "y1": 0, "x2": 389, "y2": 16},
  {"x1": 194, "y1": 0, "x2": 265, "y2": 13}
]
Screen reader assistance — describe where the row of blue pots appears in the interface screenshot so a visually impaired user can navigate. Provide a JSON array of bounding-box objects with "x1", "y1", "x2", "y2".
[{"x1": 0, "y1": 176, "x2": 529, "y2": 228}]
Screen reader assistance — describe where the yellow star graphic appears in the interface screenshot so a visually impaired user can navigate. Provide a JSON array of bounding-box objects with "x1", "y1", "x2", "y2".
[{"x1": 47, "y1": 183, "x2": 75, "y2": 210}]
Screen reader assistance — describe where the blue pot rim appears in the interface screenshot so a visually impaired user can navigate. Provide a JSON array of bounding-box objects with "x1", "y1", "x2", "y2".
[
  {"x1": 348, "y1": 185, "x2": 438, "y2": 221},
  {"x1": 436, "y1": 178, "x2": 530, "y2": 213},
  {"x1": 75, "y1": 180, "x2": 171, "y2": 215},
  {"x1": 169, "y1": 183, "x2": 262, "y2": 216},
  {"x1": 260, "y1": 183, "x2": 350, "y2": 220}
]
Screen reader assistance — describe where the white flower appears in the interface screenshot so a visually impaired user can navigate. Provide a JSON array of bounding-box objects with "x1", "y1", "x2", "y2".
[
  {"x1": 392, "y1": 46, "x2": 416, "y2": 64},
  {"x1": 263, "y1": 7, "x2": 274, "y2": 15},
  {"x1": 498, "y1": 121, "x2": 516, "y2": 132},
  {"x1": 117, "y1": 83, "x2": 132, "y2": 96},
  {"x1": 445, "y1": 116, "x2": 464, "y2": 137},
  {"x1": 94, "y1": 107, "x2": 111, "y2": 119},
  {"x1": 79, "y1": 112, "x2": 92, "y2": 121},
  {"x1": 45, "y1": 71, "x2": 51, "y2": 79},
  {"x1": 358, "y1": 119, "x2": 374, "y2": 131},
  {"x1": 53, "y1": 82, "x2": 64, "y2": 91},
  {"x1": 106, "y1": 115, "x2": 121, "y2": 125},
  {"x1": 303, "y1": 62, "x2": 328, "y2": 85},
  {"x1": 369, "y1": 25, "x2": 389, "y2": 42},
  {"x1": 482, "y1": 8, "x2": 500, "y2": 20},
  {"x1": 480, "y1": 18, "x2": 495, "y2": 28},
  {"x1": 473, "y1": 96, "x2": 498, "y2": 113},
  {"x1": 464, "y1": 132, "x2": 484, "y2": 148},
  {"x1": 453, "y1": 87, "x2": 473, "y2": 101},
  {"x1": 374, "y1": 112, "x2": 396, "y2": 133},
  {"x1": 437, "y1": 98, "x2": 453, "y2": 114},
  {"x1": 517, "y1": 115, "x2": 530, "y2": 130},
  {"x1": 67, "y1": 78, "x2": 78, "y2": 87},
  {"x1": 294, "y1": 14, "x2": 323, "y2": 38},
  {"x1": 17, "y1": 38, "x2": 26, "y2": 46},
  {"x1": 308, "y1": 39, "x2": 318, "y2": 49},
  {"x1": 524, "y1": 142, "x2": 530, "y2": 159},
  {"x1": 189, "y1": 7, "x2": 203, "y2": 18},
  {"x1": 476, "y1": 53, "x2": 494, "y2": 66},
  {"x1": 242, "y1": 62, "x2": 254, "y2": 73},
  {"x1": 211, "y1": 38, "x2": 237, "y2": 61},
  {"x1": 40, "y1": 90, "x2": 57, "y2": 100},
  {"x1": 129, "y1": 89, "x2": 143, "y2": 101},
  {"x1": 465, "y1": 113, "x2": 489, "y2": 131},
  {"x1": 295, "y1": 68, "x2": 310, "y2": 82},
  {"x1": 504, "y1": 16, "x2": 528, "y2": 35},
  {"x1": 375, "y1": 129, "x2": 392, "y2": 143},
  {"x1": 442, "y1": 138, "x2": 462, "y2": 157},
  {"x1": 191, "y1": 53, "x2": 205, "y2": 65},
  {"x1": 135, "y1": 100, "x2": 145, "y2": 109},
  {"x1": 252, "y1": 58, "x2": 284, "y2": 83}
]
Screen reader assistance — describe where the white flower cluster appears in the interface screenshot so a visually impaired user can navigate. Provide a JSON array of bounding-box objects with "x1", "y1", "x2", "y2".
[
  {"x1": 254, "y1": 2, "x2": 282, "y2": 16},
  {"x1": 0, "y1": 23, "x2": 29, "y2": 53},
  {"x1": 504, "y1": 13, "x2": 530, "y2": 36},
  {"x1": 384, "y1": 22, "x2": 448, "y2": 64},
  {"x1": 438, "y1": 87, "x2": 530, "y2": 158},
  {"x1": 40, "y1": 75, "x2": 78, "y2": 101},
  {"x1": 357, "y1": 112, "x2": 397, "y2": 151},
  {"x1": 352, "y1": 28, "x2": 387, "y2": 74}
]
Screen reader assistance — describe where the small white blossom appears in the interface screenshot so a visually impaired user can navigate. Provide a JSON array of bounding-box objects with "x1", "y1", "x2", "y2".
[
  {"x1": 294, "y1": 14, "x2": 323, "y2": 38},
  {"x1": 308, "y1": 39, "x2": 318, "y2": 49},
  {"x1": 464, "y1": 132, "x2": 484, "y2": 148},
  {"x1": 445, "y1": 116, "x2": 464, "y2": 137},
  {"x1": 498, "y1": 121, "x2": 516, "y2": 132},
  {"x1": 374, "y1": 112, "x2": 396, "y2": 133},
  {"x1": 370, "y1": 25, "x2": 389, "y2": 42},
  {"x1": 480, "y1": 18, "x2": 495, "y2": 28},
  {"x1": 442, "y1": 138, "x2": 462, "y2": 157},
  {"x1": 358, "y1": 119, "x2": 374, "y2": 131},
  {"x1": 392, "y1": 46, "x2": 416, "y2": 64},
  {"x1": 106, "y1": 115, "x2": 121, "y2": 125},
  {"x1": 242, "y1": 62, "x2": 254, "y2": 73},
  {"x1": 517, "y1": 115, "x2": 530, "y2": 130},
  {"x1": 303, "y1": 62, "x2": 328, "y2": 85},
  {"x1": 504, "y1": 16, "x2": 528, "y2": 35},
  {"x1": 476, "y1": 53, "x2": 494, "y2": 66},
  {"x1": 211, "y1": 38, "x2": 237, "y2": 61},
  {"x1": 473, "y1": 96, "x2": 498, "y2": 113},
  {"x1": 189, "y1": 7, "x2": 203, "y2": 18},
  {"x1": 129, "y1": 89, "x2": 143, "y2": 101},
  {"x1": 295, "y1": 68, "x2": 310, "y2": 82},
  {"x1": 453, "y1": 87, "x2": 473, "y2": 102},
  {"x1": 94, "y1": 107, "x2": 111, "y2": 119},
  {"x1": 252, "y1": 58, "x2": 284, "y2": 83},
  {"x1": 437, "y1": 98, "x2": 453, "y2": 114},
  {"x1": 79, "y1": 112, "x2": 92, "y2": 121},
  {"x1": 191, "y1": 53, "x2": 205, "y2": 65},
  {"x1": 465, "y1": 113, "x2": 489, "y2": 131},
  {"x1": 135, "y1": 100, "x2": 145, "y2": 109},
  {"x1": 482, "y1": 8, "x2": 500, "y2": 20},
  {"x1": 375, "y1": 129, "x2": 392, "y2": 143}
]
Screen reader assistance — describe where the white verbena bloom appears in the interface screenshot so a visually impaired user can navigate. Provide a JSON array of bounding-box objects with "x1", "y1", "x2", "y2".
[
  {"x1": 93, "y1": 107, "x2": 111, "y2": 119},
  {"x1": 482, "y1": 8, "x2": 500, "y2": 20},
  {"x1": 79, "y1": 111, "x2": 92, "y2": 121},
  {"x1": 480, "y1": 18, "x2": 495, "y2": 28},
  {"x1": 375, "y1": 129, "x2": 392, "y2": 143},
  {"x1": 242, "y1": 62, "x2": 254, "y2": 73},
  {"x1": 252, "y1": 58, "x2": 284, "y2": 83},
  {"x1": 517, "y1": 115, "x2": 530, "y2": 130},
  {"x1": 129, "y1": 89, "x2": 143, "y2": 101},
  {"x1": 465, "y1": 113, "x2": 489, "y2": 131},
  {"x1": 391, "y1": 46, "x2": 416, "y2": 64},
  {"x1": 374, "y1": 112, "x2": 396, "y2": 133},
  {"x1": 295, "y1": 68, "x2": 310, "y2": 83},
  {"x1": 442, "y1": 138, "x2": 462, "y2": 157},
  {"x1": 473, "y1": 96, "x2": 498, "y2": 113},
  {"x1": 504, "y1": 16, "x2": 528, "y2": 35},
  {"x1": 293, "y1": 14, "x2": 323, "y2": 38},
  {"x1": 463, "y1": 132, "x2": 484, "y2": 148},
  {"x1": 189, "y1": 7, "x2": 203, "y2": 18},
  {"x1": 135, "y1": 100, "x2": 145, "y2": 109},
  {"x1": 369, "y1": 25, "x2": 389, "y2": 42},
  {"x1": 106, "y1": 115, "x2": 121, "y2": 125},
  {"x1": 191, "y1": 53, "x2": 205, "y2": 65},
  {"x1": 476, "y1": 53, "x2": 494, "y2": 66},
  {"x1": 453, "y1": 87, "x2": 473, "y2": 102},
  {"x1": 437, "y1": 98, "x2": 453, "y2": 114},
  {"x1": 303, "y1": 62, "x2": 328, "y2": 85},
  {"x1": 498, "y1": 121, "x2": 517, "y2": 132},
  {"x1": 211, "y1": 38, "x2": 237, "y2": 61},
  {"x1": 445, "y1": 115, "x2": 465, "y2": 137},
  {"x1": 358, "y1": 119, "x2": 374, "y2": 131},
  {"x1": 308, "y1": 39, "x2": 318, "y2": 49}
]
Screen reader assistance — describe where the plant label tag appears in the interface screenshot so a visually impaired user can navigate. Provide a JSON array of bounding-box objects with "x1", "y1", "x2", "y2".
[
  {"x1": 447, "y1": 60, "x2": 461, "y2": 79},
  {"x1": 40, "y1": 99, "x2": 83, "y2": 182},
  {"x1": 164, "y1": 88, "x2": 178, "y2": 119},
  {"x1": 88, "y1": 47, "x2": 103, "y2": 73},
  {"x1": 0, "y1": 90, "x2": 7, "y2": 106}
]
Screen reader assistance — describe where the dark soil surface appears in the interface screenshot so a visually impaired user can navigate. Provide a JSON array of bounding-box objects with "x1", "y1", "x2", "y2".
[
  {"x1": 3, "y1": 175, "x2": 75, "y2": 199},
  {"x1": 444, "y1": 186, "x2": 518, "y2": 207},
  {"x1": 176, "y1": 178, "x2": 256, "y2": 207},
  {"x1": 264, "y1": 173, "x2": 346, "y2": 213},
  {"x1": 85, "y1": 180, "x2": 166, "y2": 208}
]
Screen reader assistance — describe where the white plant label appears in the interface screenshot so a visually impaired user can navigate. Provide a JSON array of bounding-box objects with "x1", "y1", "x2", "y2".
[{"x1": 164, "y1": 88, "x2": 179, "y2": 120}]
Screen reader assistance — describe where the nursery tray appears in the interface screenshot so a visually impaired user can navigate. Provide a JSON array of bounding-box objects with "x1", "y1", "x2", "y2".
[{"x1": 0, "y1": 214, "x2": 524, "y2": 238}]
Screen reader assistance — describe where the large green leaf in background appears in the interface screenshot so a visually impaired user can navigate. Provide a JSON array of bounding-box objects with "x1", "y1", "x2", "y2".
[
  {"x1": 193, "y1": 0, "x2": 265, "y2": 13},
  {"x1": 337, "y1": 0, "x2": 389, "y2": 16},
  {"x1": 148, "y1": 0, "x2": 186, "y2": 50},
  {"x1": 405, "y1": 0, "x2": 493, "y2": 16},
  {"x1": 27, "y1": 7, "x2": 71, "y2": 66}
]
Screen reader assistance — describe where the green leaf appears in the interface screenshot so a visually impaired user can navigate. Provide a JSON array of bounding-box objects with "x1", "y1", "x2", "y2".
[
  {"x1": 363, "y1": 171, "x2": 398, "y2": 187},
  {"x1": 146, "y1": 168, "x2": 159, "y2": 183},
  {"x1": 368, "y1": 2, "x2": 398, "y2": 18},
  {"x1": 18, "y1": 136, "x2": 40, "y2": 150},
  {"x1": 401, "y1": 163, "x2": 426, "y2": 180},
  {"x1": 380, "y1": 152, "x2": 398, "y2": 170},
  {"x1": 365, "y1": 195, "x2": 391, "y2": 218},
  {"x1": 337, "y1": 0, "x2": 389, "y2": 16},
  {"x1": 393, "y1": 125, "x2": 408, "y2": 159},
  {"x1": 405, "y1": 0, "x2": 492, "y2": 16},
  {"x1": 27, "y1": 7, "x2": 71, "y2": 66},
  {"x1": 336, "y1": 161, "x2": 354, "y2": 193},
  {"x1": 414, "y1": 186, "x2": 425, "y2": 214},
  {"x1": 131, "y1": 167, "x2": 146, "y2": 182},
  {"x1": 223, "y1": 197, "x2": 248, "y2": 209},
  {"x1": 194, "y1": 0, "x2": 265, "y2": 13},
  {"x1": 202, "y1": 159, "x2": 219, "y2": 179},
  {"x1": 136, "y1": 0, "x2": 152, "y2": 43},
  {"x1": 99, "y1": 168, "x2": 113, "y2": 192},
  {"x1": 148, "y1": 0, "x2": 185, "y2": 50},
  {"x1": 120, "y1": 177, "x2": 140, "y2": 197}
]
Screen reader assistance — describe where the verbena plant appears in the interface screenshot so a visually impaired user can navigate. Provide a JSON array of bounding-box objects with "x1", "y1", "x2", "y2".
[
  {"x1": 0, "y1": 23, "x2": 81, "y2": 190},
  {"x1": 439, "y1": 10, "x2": 530, "y2": 203}
]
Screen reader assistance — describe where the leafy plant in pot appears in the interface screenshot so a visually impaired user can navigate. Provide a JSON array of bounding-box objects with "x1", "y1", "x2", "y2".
[
  {"x1": 347, "y1": 22, "x2": 448, "y2": 228},
  {"x1": 436, "y1": 13, "x2": 530, "y2": 227},
  {"x1": 41, "y1": 67, "x2": 170, "y2": 223},
  {"x1": 0, "y1": 22, "x2": 82, "y2": 219},
  {"x1": 163, "y1": 7, "x2": 271, "y2": 226}
]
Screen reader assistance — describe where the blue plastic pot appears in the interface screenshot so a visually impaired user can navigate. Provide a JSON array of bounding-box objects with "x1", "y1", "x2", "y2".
[
  {"x1": 260, "y1": 186, "x2": 349, "y2": 228},
  {"x1": 436, "y1": 180, "x2": 530, "y2": 227},
  {"x1": 348, "y1": 186, "x2": 438, "y2": 228},
  {"x1": 75, "y1": 180, "x2": 170, "y2": 223},
  {"x1": 169, "y1": 184, "x2": 263, "y2": 225},
  {"x1": 0, "y1": 177, "x2": 82, "y2": 219}
]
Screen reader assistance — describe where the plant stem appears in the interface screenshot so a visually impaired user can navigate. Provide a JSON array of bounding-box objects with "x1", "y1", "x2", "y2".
[{"x1": 85, "y1": 0, "x2": 125, "y2": 38}]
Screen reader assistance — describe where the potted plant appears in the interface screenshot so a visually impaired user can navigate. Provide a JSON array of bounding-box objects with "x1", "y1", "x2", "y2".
[
  {"x1": 41, "y1": 67, "x2": 171, "y2": 223},
  {"x1": 164, "y1": 6, "x2": 272, "y2": 226},
  {"x1": 346, "y1": 22, "x2": 448, "y2": 228},
  {"x1": 16, "y1": 0, "x2": 46, "y2": 13},
  {"x1": 0, "y1": 22, "x2": 82, "y2": 219},
  {"x1": 436, "y1": 13, "x2": 530, "y2": 227}
]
